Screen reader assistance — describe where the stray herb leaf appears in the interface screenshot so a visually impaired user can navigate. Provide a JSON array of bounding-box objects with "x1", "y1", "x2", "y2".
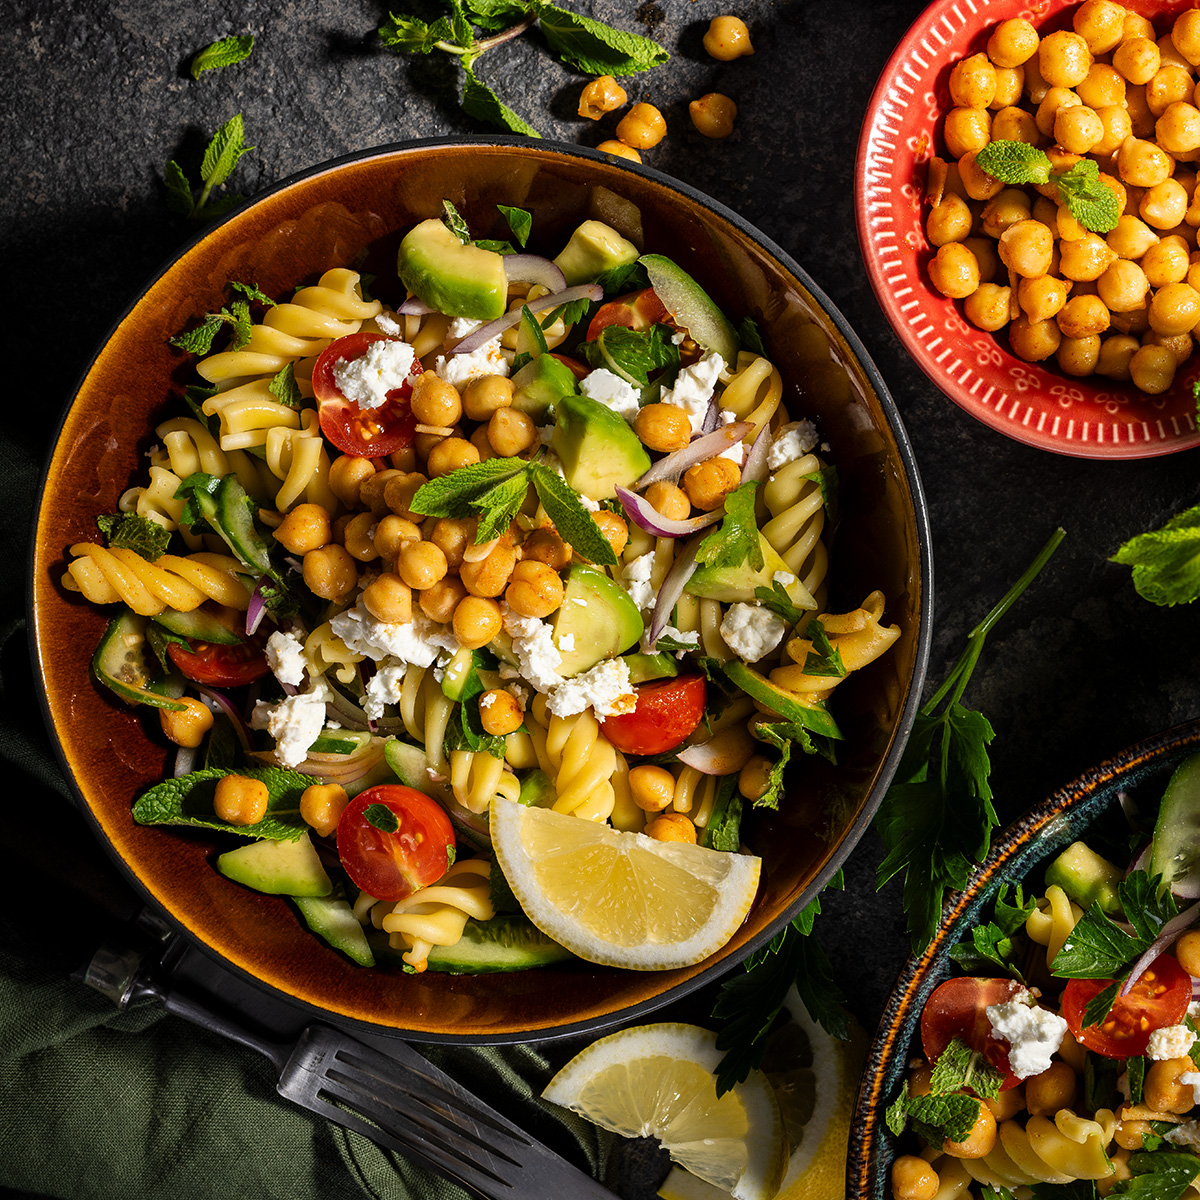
[{"x1": 191, "y1": 34, "x2": 254, "y2": 80}]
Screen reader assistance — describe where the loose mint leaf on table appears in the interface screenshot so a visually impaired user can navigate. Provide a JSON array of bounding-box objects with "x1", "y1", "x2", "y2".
[
  {"x1": 132, "y1": 767, "x2": 315, "y2": 840},
  {"x1": 529, "y1": 0, "x2": 669, "y2": 74},
  {"x1": 1112, "y1": 502, "x2": 1200, "y2": 606},
  {"x1": 164, "y1": 113, "x2": 253, "y2": 222},
  {"x1": 378, "y1": 13, "x2": 456, "y2": 52},
  {"x1": 96, "y1": 512, "x2": 171, "y2": 561},
  {"x1": 164, "y1": 159, "x2": 197, "y2": 217},
  {"x1": 191, "y1": 34, "x2": 254, "y2": 79},
  {"x1": 462, "y1": 63, "x2": 542, "y2": 137},
  {"x1": 875, "y1": 528, "x2": 1066, "y2": 952}
]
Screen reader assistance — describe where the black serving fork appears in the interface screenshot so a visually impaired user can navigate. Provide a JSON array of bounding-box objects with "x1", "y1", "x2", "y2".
[{"x1": 82, "y1": 942, "x2": 614, "y2": 1200}]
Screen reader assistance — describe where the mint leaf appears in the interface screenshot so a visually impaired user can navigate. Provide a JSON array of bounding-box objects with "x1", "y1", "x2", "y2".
[
  {"x1": 470, "y1": 471, "x2": 531, "y2": 543},
  {"x1": 364, "y1": 802, "x2": 400, "y2": 833},
  {"x1": 1055, "y1": 158, "x2": 1120, "y2": 233},
  {"x1": 929, "y1": 1036, "x2": 1004, "y2": 1101},
  {"x1": 442, "y1": 198, "x2": 472, "y2": 243},
  {"x1": 96, "y1": 512, "x2": 171, "y2": 561},
  {"x1": 408, "y1": 457, "x2": 529, "y2": 520},
  {"x1": 529, "y1": 462, "x2": 618, "y2": 566},
  {"x1": 583, "y1": 324, "x2": 679, "y2": 387},
  {"x1": 702, "y1": 777, "x2": 742, "y2": 851},
  {"x1": 200, "y1": 112, "x2": 251, "y2": 189},
  {"x1": 531, "y1": 0, "x2": 669, "y2": 74},
  {"x1": 379, "y1": 12, "x2": 455, "y2": 53},
  {"x1": 191, "y1": 34, "x2": 254, "y2": 79},
  {"x1": 904, "y1": 1090, "x2": 982, "y2": 1145},
  {"x1": 229, "y1": 281, "x2": 276, "y2": 308},
  {"x1": 1113, "y1": 501, "x2": 1200, "y2": 606},
  {"x1": 499, "y1": 204, "x2": 532, "y2": 247},
  {"x1": 696, "y1": 482, "x2": 762, "y2": 572},
  {"x1": 164, "y1": 159, "x2": 196, "y2": 217},
  {"x1": 170, "y1": 312, "x2": 226, "y2": 354},
  {"x1": 268, "y1": 363, "x2": 302, "y2": 407},
  {"x1": 465, "y1": 0, "x2": 531, "y2": 31},
  {"x1": 973, "y1": 140, "x2": 1053, "y2": 186},
  {"x1": 462, "y1": 63, "x2": 541, "y2": 136}
]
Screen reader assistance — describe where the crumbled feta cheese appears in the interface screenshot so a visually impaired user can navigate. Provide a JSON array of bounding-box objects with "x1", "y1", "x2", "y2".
[
  {"x1": 623, "y1": 552, "x2": 658, "y2": 613},
  {"x1": 266, "y1": 629, "x2": 309, "y2": 688},
  {"x1": 448, "y1": 316, "x2": 483, "y2": 340},
  {"x1": 435, "y1": 337, "x2": 509, "y2": 388},
  {"x1": 479, "y1": 690, "x2": 497, "y2": 709},
  {"x1": 537, "y1": 424, "x2": 555, "y2": 445},
  {"x1": 558, "y1": 633, "x2": 576, "y2": 652},
  {"x1": 720, "y1": 603, "x2": 788, "y2": 663},
  {"x1": 363, "y1": 662, "x2": 406, "y2": 722},
  {"x1": 1167, "y1": 1119, "x2": 1200, "y2": 1149},
  {"x1": 330, "y1": 605, "x2": 459, "y2": 668},
  {"x1": 546, "y1": 657, "x2": 636, "y2": 718},
  {"x1": 375, "y1": 311, "x2": 402, "y2": 337},
  {"x1": 985, "y1": 989, "x2": 1069, "y2": 1080},
  {"x1": 1189, "y1": 999, "x2": 1200, "y2": 1021},
  {"x1": 773, "y1": 570, "x2": 796, "y2": 588},
  {"x1": 1182, "y1": 1072, "x2": 1200, "y2": 1108},
  {"x1": 251, "y1": 691, "x2": 326, "y2": 768},
  {"x1": 502, "y1": 606, "x2": 566, "y2": 693},
  {"x1": 580, "y1": 368, "x2": 641, "y2": 423},
  {"x1": 767, "y1": 420, "x2": 819, "y2": 470},
  {"x1": 659, "y1": 353, "x2": 726, "y2": 434},
  {"x1": 579, "y1": 494, "x2": 601, "y2": 512},
  {"x1": 333, "y1": 339, "x2": 416, "y2": 411},
  {"x1": 718, "y1": 409, "x2": 746, "y2": 465},
  {"x1": 1148, "y1": 1024, "x2": 1197, "y2": 1061}
]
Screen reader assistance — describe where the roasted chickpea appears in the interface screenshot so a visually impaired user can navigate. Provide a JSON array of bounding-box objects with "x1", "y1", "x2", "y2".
[
  {"x1": 927, "y1": 193, "x2": 974, "y2": 246},
  {"x1": 505, "y1": 558, "x2": 565, "y2": 619},
  {"x1": 578, "y1": 74, "x2": 627, "y2": 120},
  {"x1": 1037, "y1": 85, "x2": 1083, "y2": 138},
  {"x1": 1024, "y1": 1061, "x2": 1078, "y2": 1117},
  {"x1": 1176, "y1": 928, "x2": 1200, "y2": 974},
  {"x1": 1073, "y1": 0, "x2": 1127, "y2": 55},
  {"x1": 1111, "y1": 305, "x2": 1152, "y2": 334},
  {"x1": 990, "y1": 105, "x2": 1039, "y2": 145},
  {"x1": 214, "y1": 774, "x2": 270, "y2": 826},
  {"x1": 1057, "y1": 293, "x2": 1111, "y2": 338},
  {"x1": 460, "y1": 536, "x2": 518, "y2": 598},
  {"x1": 341, "y1": 511, "x2": 381, "y2": 563},
  {"x1": 362, "y1": 572, "x2": 413, "y2": 624},
  {"x1": 452, "y1": 595, "x2": 504, "y2": 650},
  {"x1": 1117, "y1": 135, "x2": 1174, "y2": 187},
  {"x1": 1147, "y1": 64, "x2": 1194, "y2": 116},
  {"x1": 521, "y1": 525, "x2": 572, "y2": 570},
  {"x1": 419, "y1": 575, "x2": 468, "y2": 624},
  {"x1": 487, "y1": 407, "x2": 537, "y2": 457},
  {"x1": 590, "y1": 510, "x2": 629, "y2": 560},
  {"x1": 1113, "y1": 36, "x2": 1161, "y2": 85},
  {"x1": 1142, "y1": 236, "x2": 1191, "y2": 285},
  {"x1": 629, "y1": 764, "x2": 677, "y2": 812},
  {"x1": 300, "y1": 783, "x2": 349, "y2": 838},
  {"x1": 382, "y1": 470, "x2": 427, "y2": 521},
  {"x1": 1056, "y1": 103, "x2": 1104, "y2": 153},
  {"x1": 682, "y1": 457, "x2": 741, "y2": 511},
  {"x1": 1175, "y1": 9, "x2": 1200, "y2": 65},
  {"x1": 999, "y1": 220, "x2": 1054, "y2": 278},
  {"x1": 644, "y1": 811, "x2": 697, "y2": 844},
  {"x1": 891, "y1": 1156, "x2": 940, "y2": 1200},
  {"x1": 1125, "y1": 13, "x2": 1157, "y2": 41},
  {"x1": 1114, "y1": 1118, "x2": 1152, "y2": 1151},
  {"x1": 373, "y1": 513, "x2": 422, "y2": 562},
  {"x1": 964, "y1": 282, "x2": 1013, "y2": 331},
  {"x1": 1039, "y1": 30, "x2": 1093, "y2": 89},
  {"x1": 965, "y1": 236, "x2": 1001, "y2": 281},
  {"x1": 410, "y1": 371, "x2": 462, "y2": 427},
  {"x1": 1126, "y1": 84, "x2": 1157, "y2": 135},
  {"x1": 273, "y1": 503, "x2": 332, "y2": 555},
  {"x1": 159, "y1": 696, "x2": 214, "y2": 749},
  {"x1": 950, "y1": 52, "x2": 998, "y2": 108},
  {"x1": 479, "y1": 688, "x2": 524, "y2": 736},
  {"x1": 1129, "y1": 342, "x2": 1179, "y2": 391},
  {"x1": 1058, "y1": 334, "x2": 1102, "y2": 376},
  {"x1": 1077, "y1": 63, "x2": 1127, "y2": 108},
  {"x1": 644, "y1": 480, "x2": 691, "y2": 521},
  {"x1": 982, "y1": 188, "x2": 1033, "y2": 238},
  {"x1": 1099, "y1": 258, "x2": 1150, "y2": 310},
  {"x1": 1145, "y1": 1056, "x2": 1198, "y2": 1112},
  {"x1": 1059, "y1": 233, "x2": 1117, "y2": 282},
  {"x1": 461, "y1": 374, "x2": 514, "y2": 422},
  {"x1": 1019, "y1": 275, "x2": 1071, "y2": 323},
  {"x1": 426, "y1": 435, "x2": 479, "y2": 477},
  {"x1": 1157, "y1": 100, "x2": 1200, "y2": 153},
  {"x1": 597, "y1": 140, "x2": 641, "y2": 162},
  {"x1": 943, "y1": 1101, "x2": 997, "y2": 1159},
  {"x1": 1145, "y1": 328, "x2": 1194, "y2": 363},
  {"x1": 943, "y1": 106, "x2": 992, "y2": 157},
  {"x1": 929, "y1": 242, "x2": 982, "y2": 297},
  {"x1": 988, "y1": 18, "x2": 1039, "y2": 68},
  {"x1": 616, "y1": 103, "x2": 667, "y2": 149},
  {"x1": 1108, "y1": 213, "x2": 1161, "y2": 258},
  {"x1": 703, "y1": 15, "x2": 754, "y2": 59},
  {"x1": 1097, "y1": 332, "x2": 1140, "y2": 378},
  {"x1": 302, "y1": 544, "x2": 358, "y2": 603},
  {"x1": 1024, "y1": 54, "x2": 1051, "y2": 105},
  {"x1": 635, "y1": 402, "x2": 692, "y2": 452},
  {"x1": 985, "y1": 1084, "x2": 1026, "y2": 1122},
  {"x1": 395, "y1": 539, "x2": 448, "y2": 591},
  {"x1": 328, "y1": 454, "x2": 375, "y2": 508},
  {"x1": 1009, "y1": 313, "x2": 1063, "y2": 361},
  {"x1": 430, "y1": 516, "x2": 476, "y2": 569},
  {"x1": 1158, "y1": 30, "x2": 1194, "y2": 70},
  {"x1": 1092, "y1": 103, "x2": 1134, "y2": 155},
  {"x1": 690, "y1": 93, "x2": 738, "y2": 139},
  {"x1": 357, "y1": 467, "x2": 402, "y2": 516},
  {"x1": 992, "y1": 66, "x2": 1025, "y2": 109},
  {"x1": 959, "y1": 149, "x2": 1007, "y2": 199}
]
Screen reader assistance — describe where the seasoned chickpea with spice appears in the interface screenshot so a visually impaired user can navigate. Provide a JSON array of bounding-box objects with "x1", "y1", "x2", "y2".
[
  {"x1": 159, "y1": 696, "x2": 214, "y2": 749},
  {"x1": 616, "y1": 103, "x2": 666, "y2": 150},
  {"x1": 214, "y1": 774, "x2": 269, "y2": 826},
  {"x1": 577, "y1": 75, "x2": 627, "y2": 120},
  {"x1": 504, "y1": 559, "x2": 565, "y2": 619},
  {"x1": 988, "y1": 18, "x2": 1039, "y2": 68},
  {"x1": 478, "y1": 689, "x2": 524, "y2": 737},
  {"x1": 702, "y1": 15, "x2": 754, "y2": 60},
  {"x1": 689, "y1": 93, "x2": 738, "y2": 139},
  {"x1": 928, "y1": 242, "x2": 981, "y2": 298},
  {"x1": 682, "y1": 456, "x2": 741, "y2": 511},
  {"x1": 597, "y1": 140, "x2": 641, "y2": 162},
  {"x1": 635, "y1": 402, "x2": 692, "y2": 452}
]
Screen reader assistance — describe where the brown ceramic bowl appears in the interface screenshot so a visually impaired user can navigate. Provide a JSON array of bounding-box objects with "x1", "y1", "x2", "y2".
[
  {"x1": 30, "y1": 137, "x2": 931, "y2": 1043},
  {"x1": 846, "y1": 717, "x2": 1200, "y2": 1198}
]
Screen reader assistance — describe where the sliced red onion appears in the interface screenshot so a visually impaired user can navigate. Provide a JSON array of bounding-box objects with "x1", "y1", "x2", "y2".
[
  {"x1": 1119, "y1": 899, "x2": 1200, "y2": 997},
  {"x1": 634, "y1": 421, "x2": 753, "y2": 489},
  {"x1": 195, "y1": 685, "x2": 255, "y2": 758},
  {"x1": 302, "y1": 739, "x2": 386, "y2": 785},
  {"x1": 450, "y1": 284, "x2": 603, "y2": 356},
  {"x1": 503, "y1": 254, "x2": 567, "y2": 293},
  {"x1": 615, "y1": 486, "x2": 723, "y2": 539},
  {"x1": 741, "y1": 424, "x2": 772, "y2": 486},
  {"x1": 398, "y1": 295, "x2": 434, "y2": 315},
  {"x1": 646, "y1": 534, "x2": 703, "y2": 648},
  {"x1": 700, "y1": 394, "x2": 721, "y2": 436},
  {"x1": 677, "y1": 726, "x2": 757, "y2": 776},
  {"x1": 245, "y1": 580, "x2": 269, "y2": 637}
]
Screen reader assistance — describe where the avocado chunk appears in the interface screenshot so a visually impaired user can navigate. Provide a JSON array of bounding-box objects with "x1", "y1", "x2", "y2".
[
  {"x1": 398, "y1": 218, "x2": 508, "y2": 321},
  {"x1": 553, "y1": 219, "x2": 640, "y2": 286},
  {"x1": 1044, "y1": 841, "x2": 1124, "y2": 916},
  {"x1": 294, "y1": 893, "x2": 376, "y2": 966},
  {"x1": 551, "y1": 392, "x2": 651, "y2": 501},
  {"x1": 623, "y1": 651, "x2": 678, "y2": 684},
  {"x1": 510, "y1": 354, "x2": 578, "y2": 421},
  {"x1": 688, "y1": 537, "x2": 818, "y2": 608},
  {"x1": 552, "y1": 563, "x2": 644, "y2": 676},
  {"x1": 723, "y1": 660, "x2": 842, "y2": 740},
  {"x1": 216, "y1": 833, "x2": 333, "y2": 898}
]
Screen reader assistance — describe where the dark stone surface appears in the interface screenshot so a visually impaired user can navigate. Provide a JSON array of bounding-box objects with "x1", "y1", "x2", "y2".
[{"x1": 8, "y1": 0, "x2": 1200, "y2": 1195}]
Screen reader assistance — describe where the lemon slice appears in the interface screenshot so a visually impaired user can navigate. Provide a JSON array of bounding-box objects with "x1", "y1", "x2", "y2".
[
  {"x1": 489, "y1": 797, "x2": 760, "y2": 969},
  {"x1": 543, "y1": 1022, "x2": 786, "y2": 1200}
]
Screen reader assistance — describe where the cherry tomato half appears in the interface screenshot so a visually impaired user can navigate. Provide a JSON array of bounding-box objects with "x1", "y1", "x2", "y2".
[
  {"x1": 585, "y1": 288, "x2": 670, "y2": 341},
  {"x1": 336, "y1": 784, "x2": 456, "y2": 903},
  {"x1": 598, "y1": 675, "x2": 707, "y2": 756},
  {"x1": 920, "y1": 976, "x2": 1027, "y2": 1090},
  {"x1": 166, "y1": 634, "x2": 270, "y2": 687},
  {"x1": 1062, "y1": 953, "x2": 1191, "y2": 1058},
  {"x1": 312, "y1": 332, "x2": 421, "y2": 458}
]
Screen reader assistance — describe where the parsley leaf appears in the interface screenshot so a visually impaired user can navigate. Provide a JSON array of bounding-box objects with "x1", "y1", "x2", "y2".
[
  {"x1": 1112, "y1": 500, "x2": 1200, "y2": 606},
  {"x1": 949, "y1": 882, "x2": 1035, "y2": 980},
  {"x1": 875, "y1": 528, "x2": 1066, "y2": 951},
  {"x1": 498, "y1": 204, "x2": 531, "y2": 247},
  {"x1": 753, "y1": 580, "x2": 806, "y2": 626},
  {"x1": 1123, "y1": 1151, "x2": 1200, "y2": 1199},
  {"x1": 801, "y1": 618, "x2": 846, "y2": 678},
  {"x1": 96, "y1": 512, "x2": 171, "y2": 561},
  {"x1": 701, "y1": 776, "x2": 742, "y2": 852},
  {"x1": 696, "y1": 483, "x2": 762, "y2": 572},
  {"x1": 190, "y1": 34, "x2": 254, "y2": 79}
]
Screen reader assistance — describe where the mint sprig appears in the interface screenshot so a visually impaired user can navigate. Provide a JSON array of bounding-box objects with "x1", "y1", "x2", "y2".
[
  {"x1": 170, "y1": 281, "x2": 275, "y2": 355},
  {"x1": 973, "y1": 141, "x2": 1119, "y2": 233},
  {"x1": 96, "y1": 512, "x2": 172, "y2": 561},
  {"x1": 164, "y1": 112, "x2": 253, "y2": 222},
  {"x1": 190, "y1": 34, "x2": 254, "y2": 79},
  {"x1": 1112, "y1": 501, "x2": 1200, "y2": 606}
]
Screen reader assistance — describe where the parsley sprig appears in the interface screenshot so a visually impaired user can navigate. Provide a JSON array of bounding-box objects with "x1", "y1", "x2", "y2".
[
  {"x1": 875, "y1": 528, "x2": 1066, "y2": 952},
  {"x1": 948, "y1": 882, "x2": 1036, "y2": 982},
  {"x1": 379, "y1": 0, "x2": 668, "y2": 136},
  {"x1": 973, "y1": 141, "x2": 1120, "y2": 233},
  {"x1": 164, "y1": 113, "x2": 254, "y2": 223},
  {"x1": 696, "y1": 482, "x2": 762, "y2": 572}
]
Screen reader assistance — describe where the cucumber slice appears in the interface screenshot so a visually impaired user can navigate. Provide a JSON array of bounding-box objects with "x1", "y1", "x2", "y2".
[
  {"x1": 92, "y1": 611, "x2": 186, "y2": 710},
  {"x1": 294, "y1": 893, "x2": 375, "y2": 967},
  {"x1": 639, "y1": 253, "x2": 740, "y2": 364},
  {"x1": 424, "y1": 914, "x2": 577, "y2": 974},
  {"x1": 152, "y1": 606, "x2": 243, "y2": 645},
  {"x1": 1150, "y1": 752, "x2": 1200, "y2": 898},
  {"x1": 188, "y1": 474, "x2": 272, "y2": 572}
]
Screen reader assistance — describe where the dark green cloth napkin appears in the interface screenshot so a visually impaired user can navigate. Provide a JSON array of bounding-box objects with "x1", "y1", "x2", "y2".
[{"x1": 2, "y1": 432, "x2": 612, "y2": 1199}]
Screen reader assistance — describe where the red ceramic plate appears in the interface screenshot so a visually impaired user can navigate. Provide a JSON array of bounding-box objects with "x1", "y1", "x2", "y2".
[{"x1": 855, "y1": 0, "x2": 1200, "y2": 459}]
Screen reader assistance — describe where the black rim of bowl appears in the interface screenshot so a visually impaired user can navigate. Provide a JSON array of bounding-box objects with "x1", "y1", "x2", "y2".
[
  {"x1": 30, "y1": 134, "x2": 934, "y2": 1043},
  {"x1": 847, "y1": 715, "x2": 1200, "y2": 1198}
]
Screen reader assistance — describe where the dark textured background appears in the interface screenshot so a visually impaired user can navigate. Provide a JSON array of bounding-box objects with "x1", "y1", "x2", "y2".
[{"x1": 6, "y1": 0, "x2": 1200, "y2": 1195}]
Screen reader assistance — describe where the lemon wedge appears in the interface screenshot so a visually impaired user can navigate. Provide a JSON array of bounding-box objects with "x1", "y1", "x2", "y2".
[
  {"x1": 543, "y1": 1022, "x2": 786, "y2": 1200},
  {"x1": 655, "y1": 987, "x2": 866, "y2": 1200},
  {"x1": 488, "y1": 797, "x2": 760, "y2": 969}
]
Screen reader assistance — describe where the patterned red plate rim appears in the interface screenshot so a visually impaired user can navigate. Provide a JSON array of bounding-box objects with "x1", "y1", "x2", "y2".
[{"x1": 854, "y1": 0, "x2": 1200, "y2": 459}]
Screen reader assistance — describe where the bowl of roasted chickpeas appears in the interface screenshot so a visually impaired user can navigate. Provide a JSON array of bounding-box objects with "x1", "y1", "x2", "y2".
[
  {"x1": 32, "y1": 137, "x2": 931, "y2": 1042},
  {"x1": 846, "y1": 717, "x2": 1200, "y2": 1199},
  {"x1": 856, "y1": 0, "x2": 1200, "y2": 458}
]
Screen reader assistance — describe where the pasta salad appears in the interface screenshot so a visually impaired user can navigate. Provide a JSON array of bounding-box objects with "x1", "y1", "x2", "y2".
[
  {"x1": 61, "y1": 202, "x2": 900, "y2": 977},
  {"x1": 885, "y1": 752, "x2": 1200, "y2": 1200}
]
